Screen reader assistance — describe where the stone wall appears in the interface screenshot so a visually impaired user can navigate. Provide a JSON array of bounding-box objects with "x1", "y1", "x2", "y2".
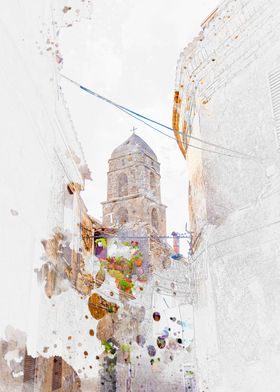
[{"x1": 107, "y1": 152, "x2": 161, "y2": 202}]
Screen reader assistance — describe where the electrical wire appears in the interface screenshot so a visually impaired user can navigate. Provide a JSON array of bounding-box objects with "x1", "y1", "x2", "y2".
[
  {"x1": 79, "y1": 83, "x2": 256, "y2": 160},
  {"x1": 84, "y1": 234, "x2": 190, "y2": 239},
  {"x1": 60, "y1": 74, "x2": 260, "y2": 161},
  {"x1": 117, "y1": 105, "x2": 250, "y2": 160}
]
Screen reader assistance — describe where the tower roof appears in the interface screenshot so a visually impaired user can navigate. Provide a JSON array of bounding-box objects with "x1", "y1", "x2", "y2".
[{"x1": 111, "y1": 133, "x2": 158, "y2": 161}]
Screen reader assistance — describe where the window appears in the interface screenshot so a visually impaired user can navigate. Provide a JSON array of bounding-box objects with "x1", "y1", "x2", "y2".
[
  {"x1": 150, "y1": 172, "x2": 156, "y2": 195},
  {"x1": 118, "y1": 173, "x2": 128, "y2": 197},
  {"x1": 117, "y1": 207, "x2": 129, "y2": 224},
  {"x1": 151, "y1": 208, "x2": 159, "y2": 230}
]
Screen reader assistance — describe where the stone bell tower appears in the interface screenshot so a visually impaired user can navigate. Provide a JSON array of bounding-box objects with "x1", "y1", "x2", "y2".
[{"x1": 102, "y1": 132, "x2": 166, "y2": 236}]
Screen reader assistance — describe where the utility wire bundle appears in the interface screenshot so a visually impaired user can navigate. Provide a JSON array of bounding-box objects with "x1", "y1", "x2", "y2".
[{"x1": 60, "y1": 74, "x2": 260, "y2": 162}]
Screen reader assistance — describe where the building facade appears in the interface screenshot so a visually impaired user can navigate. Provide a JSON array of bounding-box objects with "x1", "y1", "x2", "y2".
[
  {"x1": 0, "y1": 1, "x2": 97, "y2": 391},
  {"x1": 173, "y1": 1, "x2": 280, "y2": 391},
  {"x1": 102, "y1": 133, "x2": 167, "y2": 237}
]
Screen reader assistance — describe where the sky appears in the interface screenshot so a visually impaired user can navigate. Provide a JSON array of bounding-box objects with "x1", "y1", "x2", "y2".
[{"x1": 60, "y1": 0, "x2": 218, "y2": 253}]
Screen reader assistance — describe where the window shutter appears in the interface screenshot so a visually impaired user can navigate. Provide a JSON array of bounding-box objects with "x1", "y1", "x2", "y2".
[
  {"x1": 52, "y1": 356, "x2": 62, "y2": 391},
  {"x1": 23, "y1": 351, "x2": 36, "y2": 389},
  {"x1": 269, "y1": 66, "x2": 280, "y2": 149}
]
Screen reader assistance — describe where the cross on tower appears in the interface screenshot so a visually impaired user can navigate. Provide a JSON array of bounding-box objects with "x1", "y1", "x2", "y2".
[{"x1": 130, "y1": 126, "x2": 137, "y2": 135}]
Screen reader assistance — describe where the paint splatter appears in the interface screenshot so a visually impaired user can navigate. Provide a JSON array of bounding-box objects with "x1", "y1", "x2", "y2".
[
  {"x1": 88, "y1": 293, "x2": 118, "y2": 320},
  {"x1": 157, "y1": 337, "x2": 166, "y2": 349},
  {"x1": 153, "y1": 312, "x2": 161, "y2": 321},
  {"x1": 136, "y1": 335, "x2": 146, "y2": 347},
  {"x1": 147, "y1": 345, "x2": 156, "y2": 357}
]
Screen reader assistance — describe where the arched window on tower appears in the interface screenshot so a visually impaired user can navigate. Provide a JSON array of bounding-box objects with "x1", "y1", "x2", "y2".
[
  {"x1": 151, "y1": 208, "x2": 159, "y2": 230},
  {"x1": 117, "y1": 207, "x2": 129, "y2": 225},
  {"x1": 150, "y1": 172, "x2": 156, "y2": 195},
  {"x1": 118, "y1": 173, "x2": 128, "y2": 197}
]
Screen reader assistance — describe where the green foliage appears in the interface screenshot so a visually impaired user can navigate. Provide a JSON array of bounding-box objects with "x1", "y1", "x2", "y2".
[
  {"x1": 118, "y1": 279, "x2": 134, "y2": 291},
  {"x1": 107, "y1": 306, "x2": 114, "y2": 313},
  {"x1": 95, "y1": 238, "x2": 107, "y2": 247},
  {"x1": 125, "y1": 258, "x2": 134, "y2": 268},
  {"x1": 101, "y1": 340, "x2": 112, "y2": 353},
  {"x1": 122, "y1": 241, "x2": 130, "y2": 247},
  {"x1": 96, "y1": 239, "x2": 146, "y2": 298},
  {"x1": 130, "y1": 255, "x2": 140, "y2": 263},
  {"x1": 107, "y1": 269, "x2": 124, "y2": 279},
  {"x1": 120, "y1": 343, "x2": 131, "y2": 352}
]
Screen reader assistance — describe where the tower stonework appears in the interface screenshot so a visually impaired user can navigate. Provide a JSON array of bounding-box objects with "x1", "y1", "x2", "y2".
[{"x1": 102, "y1": 133, "x2": 166, "y2": 236}]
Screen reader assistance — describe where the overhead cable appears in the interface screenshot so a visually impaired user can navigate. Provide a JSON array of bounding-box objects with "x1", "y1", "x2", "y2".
[{"x1": 60, "y1": 74, "x2": 260, "y2": 161}]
